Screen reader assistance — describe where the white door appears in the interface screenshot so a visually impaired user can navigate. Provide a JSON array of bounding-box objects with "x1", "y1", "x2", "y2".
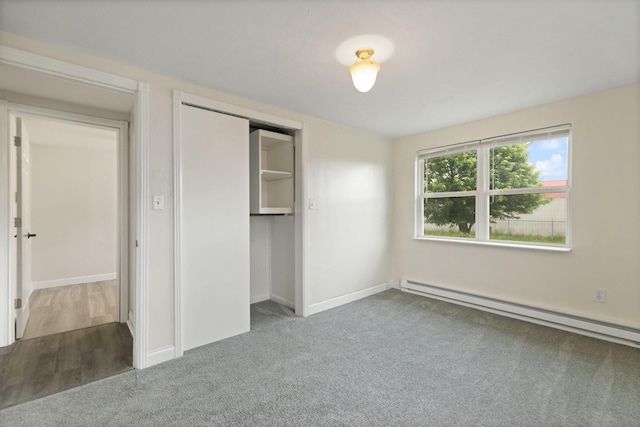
[
  {"x1": 180, "y1": 105, "x2": 250, "y2": 351},
  {"x1": 14, "y1": 117, "x2": 33, "y2": 339}
]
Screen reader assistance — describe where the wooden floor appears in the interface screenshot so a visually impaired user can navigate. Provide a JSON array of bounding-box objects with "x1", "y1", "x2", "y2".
[
  {"x1": 0, "y1": 322, "x2": 133, "y2": 410},
  {"x1": 0, "y1": 280, "x2": 131, "y2": 410},
  {"x1": 23, "y1": 280, "x2": 118, "y2": 339}
]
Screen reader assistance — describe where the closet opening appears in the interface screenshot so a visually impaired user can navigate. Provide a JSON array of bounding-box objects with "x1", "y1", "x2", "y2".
[
  {"x1": 249, "y1": 124, "x2": 296, "y2": 311},
  {"x1": 174, "y1": 90, "x2": 307, "y2": 356}
]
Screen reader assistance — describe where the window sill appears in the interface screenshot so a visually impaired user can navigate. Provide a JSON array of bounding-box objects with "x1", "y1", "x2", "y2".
[{"x1": 413, "y1": 236, "x2": 572, "y2": 252}]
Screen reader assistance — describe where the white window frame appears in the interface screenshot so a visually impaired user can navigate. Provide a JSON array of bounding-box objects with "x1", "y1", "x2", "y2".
[{"x1": 415, "y1": 125, "x2": 571, "y2": 251}]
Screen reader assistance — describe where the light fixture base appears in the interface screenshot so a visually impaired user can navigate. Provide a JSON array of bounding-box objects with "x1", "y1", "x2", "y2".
[{"x1": 355, "y1": 48, "x2": 374, "y2": 61}]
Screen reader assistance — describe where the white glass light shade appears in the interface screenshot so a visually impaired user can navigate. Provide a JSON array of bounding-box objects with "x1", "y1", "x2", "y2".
[{"x1": 349, "y1": 60, "x2": 380, "y2": 93}]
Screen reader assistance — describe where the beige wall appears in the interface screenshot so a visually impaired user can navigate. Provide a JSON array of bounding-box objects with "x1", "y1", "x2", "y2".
[
  {"x1": 392, "y1": 84, "x2": 640, "y2": 328},
  {"x1": 1, "y1": 32, "x2": 393, "y2": 354},
  {"x1": 306, "y1": 119, "x2": 392, "y2": 304},
  {"x1": 30, "y1": 143, "x2": 117, "y2": 283}
]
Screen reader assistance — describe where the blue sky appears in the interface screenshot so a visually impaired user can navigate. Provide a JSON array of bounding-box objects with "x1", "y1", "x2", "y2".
[{"x1": 526, "y1": 137, "x2": 568, "y2": 181}]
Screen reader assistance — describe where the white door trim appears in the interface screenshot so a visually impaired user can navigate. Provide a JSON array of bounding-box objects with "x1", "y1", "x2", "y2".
[
  {"x1": 294, "y1": 127, "x2": 310, "y2": 317},
  {"x1": 172, "y1": 93, "x2": 183, "y2": 357},
  {"x1": 172, "y1": 90, "x2": 308, "y2": 357},
  {"x1": 0, "y1": 45, "x2": 150, "y2": 370},
  {"x1": 8, "y1": 104, "x2": 128, "y2": 333},
  {"x1": 134, "y1": 82, "x2": 150, "y2": 369},
  {"x1": 177, "y1": 92, "x2": 302, "y2": 131},
  {"x1": 0, "y1": 100, "x2": 10, "y2": 346},
  {"x1": 0, "y1": 45, "x2": 138, "y2": 94}
]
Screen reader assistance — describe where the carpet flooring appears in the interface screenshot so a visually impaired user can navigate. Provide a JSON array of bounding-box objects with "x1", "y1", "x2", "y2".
[{"x1": 1, "y1": 289, "x2": 638, "y2": 426}]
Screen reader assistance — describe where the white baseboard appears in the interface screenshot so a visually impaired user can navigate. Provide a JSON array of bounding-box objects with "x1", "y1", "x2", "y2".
[
  {"x1": 307, "y1": 282, "x2": 390, "y2": 316},
  {"x1": 388, "y1": 280, "x2": 400, "y2": 290},
  {"x1": 147, "y1": 346, "x2": 176, "y2": 368},
  {"x1": 401, "y1": 279, "x2": 640, "y2": 348},
  {"x1": 270, "y1": 293, "x2": 294, "y2": 309},
  {"x1": 250, "y1": 294, "x2": 270, "y2": 304},
  {"x1": 32, "y1": 273, "x2": 117, "y2": 290}
]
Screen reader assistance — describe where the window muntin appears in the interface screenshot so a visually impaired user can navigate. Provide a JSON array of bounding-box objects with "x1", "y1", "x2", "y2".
[{"x1": 417, "y1": 125, "x2": 570, "y2": 247}]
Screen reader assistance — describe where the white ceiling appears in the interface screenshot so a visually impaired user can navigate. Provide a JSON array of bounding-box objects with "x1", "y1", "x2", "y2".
[{"x1": 1, "y1": 0, "x2": 638, "y2": 138}]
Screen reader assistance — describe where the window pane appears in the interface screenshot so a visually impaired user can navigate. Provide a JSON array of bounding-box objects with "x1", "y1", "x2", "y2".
[
  {"x1": 425, "y1": 151, "x2": 477, "y2": 193},
  {"x1": 490, "y1": 137, "x2": 568, "y2": 190},
  {"x1": 489, "y1": 193, "x2": 567, "y2": 244},
  {"x1": 424, "y1": 196, "x2": 476, "y2": 238}
]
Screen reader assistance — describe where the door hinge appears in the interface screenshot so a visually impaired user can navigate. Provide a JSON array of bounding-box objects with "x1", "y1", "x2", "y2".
[
  {"x1": 14, "y1": 217, "x2": 22, "y2": 228},
  {"x1": 14, "y1": 136, "x2": 21, "y2": 147},
  {"x1": 15, "y1": 298, "x2": 22, "y2": 309},
  {"x1": 136, "y1": 239, "x2": 139, "y2": 248}
]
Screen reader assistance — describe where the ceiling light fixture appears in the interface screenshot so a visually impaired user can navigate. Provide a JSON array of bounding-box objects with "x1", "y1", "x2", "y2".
[{"x1": 348, "y1": 48, "x2": 380, "y2": 93}]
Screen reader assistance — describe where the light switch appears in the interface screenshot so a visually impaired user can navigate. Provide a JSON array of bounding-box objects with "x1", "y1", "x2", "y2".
[
  {"x1": 308, "y1": 198, "x2": 316, "y2": 210},
  {"x1": 153, "y1": 195, "x2": 165, "y2": 210}
]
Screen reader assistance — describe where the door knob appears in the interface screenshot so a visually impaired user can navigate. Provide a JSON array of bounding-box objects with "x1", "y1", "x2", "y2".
[{"x1": 26, "y1": 233, "x2": 36, "y2": 238}]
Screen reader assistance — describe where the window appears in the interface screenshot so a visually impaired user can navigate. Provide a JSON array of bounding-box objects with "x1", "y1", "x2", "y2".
[{"x1": 416, "y1": 125, "x2": 570, "y2": 248}]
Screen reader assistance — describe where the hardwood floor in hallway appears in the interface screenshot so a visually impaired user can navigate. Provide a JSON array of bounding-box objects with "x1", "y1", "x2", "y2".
[
  {"x1": 0, "y1": 322, "x2": 133, "y2": 410},
  {"x1": 0, "y1": 280, "x2": 131, "y2": 410},
  {"x1": 23, "y1": 280, "x2": 118, "y2": 339}
]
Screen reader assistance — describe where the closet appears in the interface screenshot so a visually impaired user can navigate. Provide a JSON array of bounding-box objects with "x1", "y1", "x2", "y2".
[
  {"x1": 249, "y1": 128, "x2": 296, "y2": 309},
  {"x1": 177, "y1": 95, "x2": 299, "y2": 353}
]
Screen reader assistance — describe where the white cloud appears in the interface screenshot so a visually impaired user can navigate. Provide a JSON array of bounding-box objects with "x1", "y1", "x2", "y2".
[{"x1": 535, "y1": 154, "x2": 566, "y2": 179}]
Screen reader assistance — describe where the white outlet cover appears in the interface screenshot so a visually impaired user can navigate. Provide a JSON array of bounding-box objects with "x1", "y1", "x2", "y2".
[
  {"x1": 153, "y1": 195, "x2": 165, "y2": 210},
  {"x1": 592, "y1": 288, "x2": 606, "y2": 303}
]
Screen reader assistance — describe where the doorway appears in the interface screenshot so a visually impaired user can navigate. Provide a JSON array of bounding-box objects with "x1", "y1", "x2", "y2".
[
  {"x1": 0, "y1": 105, "x2": 134, "y2": 408},
  {"x1": 11, "y1": 112, "x2": 124, "y2": 340},
  {"x1": 0, "y1": 46, "x2": 149, "y2": 370}
]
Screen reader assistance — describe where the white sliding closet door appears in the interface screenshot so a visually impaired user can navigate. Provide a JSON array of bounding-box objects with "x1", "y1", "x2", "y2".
[{"x1": 180, "y1": 105, "x2": 250, "y2": 351}]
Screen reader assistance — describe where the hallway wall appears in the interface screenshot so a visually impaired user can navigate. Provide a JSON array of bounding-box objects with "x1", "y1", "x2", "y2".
[{"x1": 30, "y1": 141, "x2": 117, "y2": 287}]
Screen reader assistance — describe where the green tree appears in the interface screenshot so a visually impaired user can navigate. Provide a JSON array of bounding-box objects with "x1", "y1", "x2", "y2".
[{"x1": 424, "y1": 144, "x2": 548, "y2": 234}]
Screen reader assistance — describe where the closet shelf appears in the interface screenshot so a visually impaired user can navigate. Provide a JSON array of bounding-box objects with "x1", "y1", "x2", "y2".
[
  {"x1": 250, "y1": 129, "x2": 294, "y2": 215},
  {"x1": 262, "y1": 169, "x2": 293, "y2": 181},
  {"x1": 261, "y1": 135, "x2": 292, "y2": 149},
  {"x1": 258, "y1": 207, "x2": 293, "y2": 215}
]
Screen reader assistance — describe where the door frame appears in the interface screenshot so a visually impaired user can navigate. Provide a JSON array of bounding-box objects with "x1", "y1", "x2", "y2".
[
  {"x1": 172, "y1": 90, "x2": 308, "y2": 357},
  {"x1": 0, "y1": 45, "x2": 150, "y2": 369},
  {"x1": 12, "y1": 115, "x2": 29, "y2": 339},
  {"x1": 8, "y1": 105, "x2": 129, "y2": 334}
]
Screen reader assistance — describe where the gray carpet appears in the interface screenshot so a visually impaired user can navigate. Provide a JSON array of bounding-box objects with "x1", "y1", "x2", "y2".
[{"x1": 1, "y1": 289, "x2": 638, "y2": 426}]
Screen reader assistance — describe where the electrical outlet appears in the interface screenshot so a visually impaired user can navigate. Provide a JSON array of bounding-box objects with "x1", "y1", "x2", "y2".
[
  {"x1": 592, "y1": 288, "x2": 606, "y2": 303},
  {"x1": 153, "y1": 195, "x2": 164, "y2": 210}
]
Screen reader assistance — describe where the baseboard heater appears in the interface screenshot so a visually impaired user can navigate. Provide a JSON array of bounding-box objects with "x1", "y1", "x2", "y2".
[{"x1": 400, "y1": 279, "x2": 640, "y2": 348}]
